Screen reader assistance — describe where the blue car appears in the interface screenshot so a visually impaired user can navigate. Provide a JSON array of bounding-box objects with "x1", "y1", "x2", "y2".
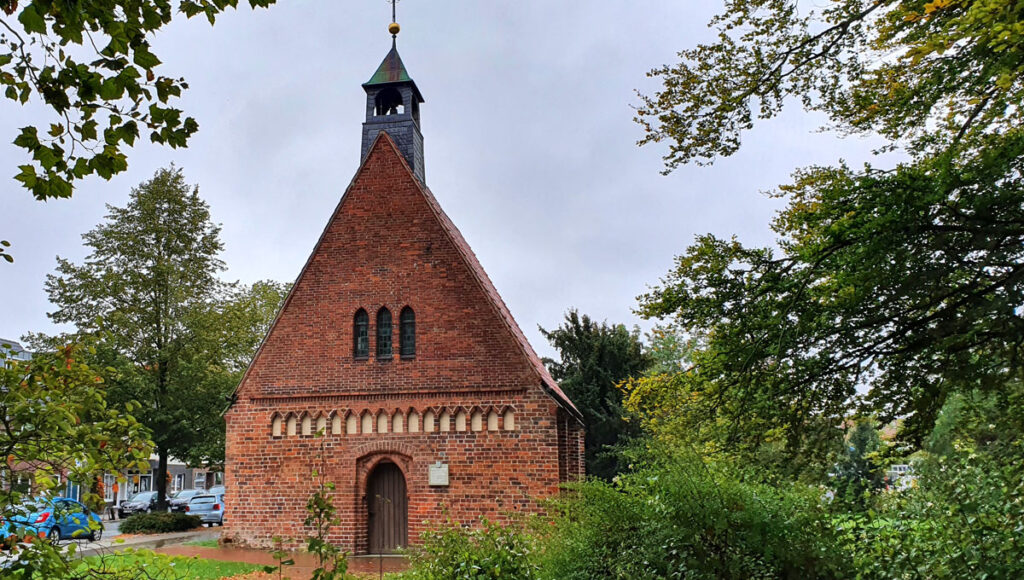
[{"x1": 2, "y1": 498, "x2": 103, "y2": 544}]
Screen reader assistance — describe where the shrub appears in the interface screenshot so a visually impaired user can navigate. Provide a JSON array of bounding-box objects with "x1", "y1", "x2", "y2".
[
  {"x1": 118, "y1": 512, "x2": 202, "y2": 534},
  {"x1": 838, "y1": 443, "x2": 1024, "y2": 579},
  {"x1": 404, "y1": 517, "x2": 540, "y2": 580},
  {"x1": 537, "y1": 449, "x2": 848, "y2": 579}
]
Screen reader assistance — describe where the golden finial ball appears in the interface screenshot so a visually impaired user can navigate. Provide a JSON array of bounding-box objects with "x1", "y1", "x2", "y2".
[{"x1": 388, "y1": 22, "x2": 401, "y2": 35}]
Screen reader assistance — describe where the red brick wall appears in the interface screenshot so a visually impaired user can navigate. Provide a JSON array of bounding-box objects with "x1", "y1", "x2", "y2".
[{"x1": 224, "y1": 135, "x2": 581, "y2": 551}]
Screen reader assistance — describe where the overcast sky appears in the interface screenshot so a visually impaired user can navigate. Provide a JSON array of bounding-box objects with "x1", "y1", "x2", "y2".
[{"x1": 0, "y1": 1, "x2": 889, "y2": 359}]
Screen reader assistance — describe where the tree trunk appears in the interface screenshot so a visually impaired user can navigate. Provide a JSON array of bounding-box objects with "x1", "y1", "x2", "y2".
[{"x1": 156, "y1": 446, "x2": 169, "y2": 511}]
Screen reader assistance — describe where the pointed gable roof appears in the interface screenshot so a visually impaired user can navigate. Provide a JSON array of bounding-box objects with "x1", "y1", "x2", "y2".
[
  {"x1": 409, "y1": 147, "x2": 581, "y2": 419},
  {"x1": 231, "y1": 132, "x2": 579, "y2": 419},
  {"x1": 364, "y1": 42, "x2": 424, "y2": 102}
]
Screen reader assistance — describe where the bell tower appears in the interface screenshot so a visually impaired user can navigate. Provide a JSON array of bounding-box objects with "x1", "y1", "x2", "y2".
[{"x1": 361, "y1": 18, "x2": 425, "y2": 184}]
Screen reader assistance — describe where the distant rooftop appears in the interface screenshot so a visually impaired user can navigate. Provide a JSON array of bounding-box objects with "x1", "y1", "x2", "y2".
[{"x1": 0, "y1": 338, "x2": 32, "y2": 362}]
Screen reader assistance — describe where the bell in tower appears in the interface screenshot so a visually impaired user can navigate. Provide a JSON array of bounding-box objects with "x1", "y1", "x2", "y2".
[{"x1": 361, "y1": 21, "x2": 425, "y2": 184}]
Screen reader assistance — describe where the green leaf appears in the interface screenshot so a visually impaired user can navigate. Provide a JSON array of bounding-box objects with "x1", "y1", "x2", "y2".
[
  {"x1": 18, "y1": 4, "x2": 47, "y2": 35},
  {"x1": 99, "y1": 78, "x2": 123, "y2": 100},
  {"x1": 133, "y1": 45, "x2": 161, "y2": 70},
  {"x1": 34, "y1": 145, "x2": 56, "y2": 169},
  {"x1": 13, "y1": 126, "x2": 39, "y2": 149}
]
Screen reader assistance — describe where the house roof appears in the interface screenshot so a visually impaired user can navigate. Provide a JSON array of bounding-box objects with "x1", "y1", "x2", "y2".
[{"x1": 0, "y1": 338, "x2": 31, "y2": 361}]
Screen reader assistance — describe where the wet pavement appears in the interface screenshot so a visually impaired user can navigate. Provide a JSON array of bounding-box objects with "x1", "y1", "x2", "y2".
[{"x1": 155, "y1": 545, "x2": 409, "y2": 579}]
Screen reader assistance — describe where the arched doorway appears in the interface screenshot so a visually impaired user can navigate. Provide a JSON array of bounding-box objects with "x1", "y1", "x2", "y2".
[{"x1": 366, "y1": 461, "x2": 408, "y2": 554}]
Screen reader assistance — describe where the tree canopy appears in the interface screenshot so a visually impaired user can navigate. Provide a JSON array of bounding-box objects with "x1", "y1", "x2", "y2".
[
  {"x1": 628, "y1": 0, "x2": 1024, "y2": 461},
  {"x1": 0, "y1": 0, "x2": 276, "y2": 261},
  {"x1": 541, "y1": 310, "x2": 651, "y2": 479},
  {"x1": 636, "y1": 0, "x2": 1022, "y2": 169},
  {"x1": 0, "y1": 342, "x2": 151, "y2": 576},
  {"x1": 0, "y1": 0, "x2": 275, "y2": 201},
  {"x1": 42, "y1": 166, "x2": 286, "y2": 504}
]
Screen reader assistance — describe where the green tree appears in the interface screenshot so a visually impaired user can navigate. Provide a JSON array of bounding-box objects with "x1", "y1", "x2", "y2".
[
  {"x1": 45, "y1": 166, "x2": 225, "y2": 509},
  {"x1": 831, "y1": 419, "x2": 884, "y2": 510},
  {"x1": 643, "y1": 321, "x2": 698, "y2": 376},
  {"x1": 0, "y1": 341, "x2": 151, "y2": 576},
  {"x1": 178, "y1": 279, "x2": 289, "y2": 468},
  {"x1": 628, "y1": 0, "x2": 1024, "y2": 460},
  {"x1": 540, "y1": 310, "x2": 651, "y2": 480},
  {"x1": 0, "y1": 0, "x2": 275, "y2": 201},
  {"x1": 636, "y1": 0, "x2": 1022, "y2": 169}
]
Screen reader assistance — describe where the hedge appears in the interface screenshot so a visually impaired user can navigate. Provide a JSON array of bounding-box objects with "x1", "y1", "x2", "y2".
[{"x1": 119, "y1": 513, "x2": 202, "y2": 534}]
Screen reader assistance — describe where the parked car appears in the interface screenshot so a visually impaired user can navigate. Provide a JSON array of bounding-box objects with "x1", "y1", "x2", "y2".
[
  {"x1": 185, "y1": 494, "x2": 223, "y2": 526},
  {"x1": 1, "y1": 498, "x2": 102, "y2": 544},
  {"x1": 118, "y1": 491, "x2": 157, "y2": 518},
  {"x1": 208, "y1": 485, "x2": 225, "y2": 496},
  {"x1": 168, "y1": 489, "x2": 205, "y2": 513}
]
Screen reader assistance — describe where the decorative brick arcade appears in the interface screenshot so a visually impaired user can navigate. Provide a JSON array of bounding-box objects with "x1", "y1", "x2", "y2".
[{"x1": 222, "y1": 37, "x2": 584, "y2": 553}]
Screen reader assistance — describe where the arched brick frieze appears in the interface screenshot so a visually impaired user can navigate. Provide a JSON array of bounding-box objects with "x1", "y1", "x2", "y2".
[
  {"x1": 268, "y1": 405, "x2": 518, "y2": 437},
  {"x1": 501, "y1": 406, "x2": 516, "y2": 431},
  {"x1": 470, "y1": 407, "x2": 484, "y2": 432}
]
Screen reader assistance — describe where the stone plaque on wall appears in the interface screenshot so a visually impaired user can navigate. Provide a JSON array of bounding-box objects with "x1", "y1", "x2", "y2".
[{"x1": 428, "y1": 461, "x2": 449, "y2": 486}]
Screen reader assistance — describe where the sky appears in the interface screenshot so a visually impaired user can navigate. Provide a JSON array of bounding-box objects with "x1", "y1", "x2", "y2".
[{"x1": 0, "y1": 1, "x2": 889, "y2": 359}]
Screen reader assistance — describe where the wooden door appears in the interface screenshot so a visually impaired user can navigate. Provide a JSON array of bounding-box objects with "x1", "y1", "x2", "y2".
[{"x1": 367, "y1": 462, "x2": 408, "y2": 553}]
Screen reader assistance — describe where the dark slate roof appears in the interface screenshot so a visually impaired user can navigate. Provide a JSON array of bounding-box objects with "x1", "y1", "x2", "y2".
[{"x1": 363, "y1": 42, "x2": 424, "y2": 102}]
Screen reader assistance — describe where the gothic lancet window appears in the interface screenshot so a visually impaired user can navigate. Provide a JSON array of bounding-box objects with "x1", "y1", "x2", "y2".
[
  {"x1": 400, "y1": 307, "x2": 415, "y2": 358},
  {"x1": 377, "y1": 307, "x2": 393, "y2": 358},
  {"x1": 354, "y1": 309, "x2": 369, "y2": 358}
]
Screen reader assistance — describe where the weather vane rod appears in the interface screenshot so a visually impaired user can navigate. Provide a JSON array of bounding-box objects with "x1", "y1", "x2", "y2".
[{"x1": 388, "y1": 0, "x2": 401, "y2": 40}]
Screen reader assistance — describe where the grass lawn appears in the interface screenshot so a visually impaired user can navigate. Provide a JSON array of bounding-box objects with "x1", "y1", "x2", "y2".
[{"x1": 78, "y1": 550, "x2": 265, "y2": 579}]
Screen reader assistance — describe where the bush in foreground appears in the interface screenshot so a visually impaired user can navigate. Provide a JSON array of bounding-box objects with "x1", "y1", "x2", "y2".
[
  {"x1": 402, "y1": 450, "x2": 845, "y2": 580},
  {"x1": 119, "y1": 513, "x2": 202, "y2": 534},
  {"x1": 537, "y1": 451, "x2": 846, "y2": 579},
  {"x1": 404, "y1": 517, "x2": 540, "y2": 580}
]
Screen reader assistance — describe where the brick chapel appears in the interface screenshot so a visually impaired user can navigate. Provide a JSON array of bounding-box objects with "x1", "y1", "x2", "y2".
[{"x1": 223, "y1": 23, "x2": 585, "y2": 554}]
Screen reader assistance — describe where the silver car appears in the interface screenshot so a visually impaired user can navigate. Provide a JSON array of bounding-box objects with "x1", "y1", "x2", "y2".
[{"x1": 185, "y1": 494, "x2": 223, "y2": 526}]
